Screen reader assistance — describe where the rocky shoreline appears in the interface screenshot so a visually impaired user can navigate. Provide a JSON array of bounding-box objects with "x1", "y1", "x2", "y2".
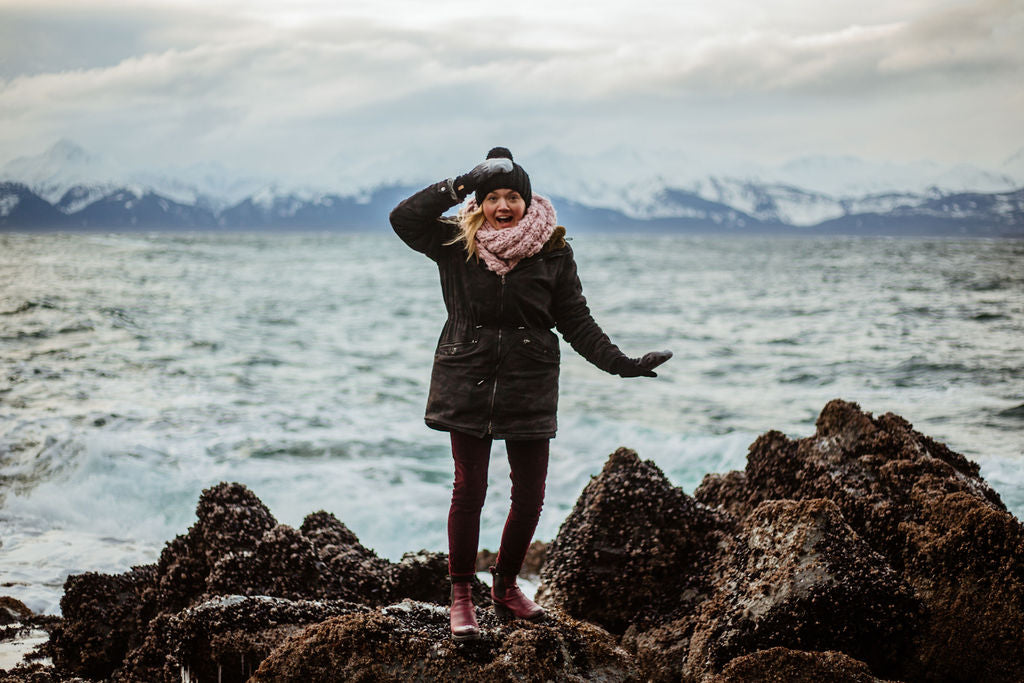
[{"x1": 2, "y1": 400, "x2": 1022, "y2": 681}]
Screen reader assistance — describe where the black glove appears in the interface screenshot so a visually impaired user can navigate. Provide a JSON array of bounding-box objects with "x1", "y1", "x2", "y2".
[
  {"x1": 618, "y1": 350, "x2": 673, "y2": 378},
  {"x1": 450, "y1": 158, "x2": 513, "y2": 200}
]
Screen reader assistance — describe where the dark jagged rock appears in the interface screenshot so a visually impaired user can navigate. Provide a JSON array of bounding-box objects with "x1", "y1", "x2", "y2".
[
  {"x1": 696, "y1": 401, "x2": 1005, "y2": 551},
  {"x1": 49, "y1": 483, "x2": 326, "y2": 680},
  {"x1": 385, "y1": 550, "x2": 491, "y2": 607},
  {"x1": 628, "y1": 498, "x2": 918, "y2": 680},
  {"x1": 299, "y1": 516, "x2": 491, "y2": 607},
  {"x1": 49, "y1": 565, "x2": 156, "y2": 680},
  {"x1": 250, "y1": 600, "x2": 639, "y2": 682},
  {"x1": 115, "y1": 595, "x2": 367, "y2": 683},
  {"x1": 905, "y1": 492, "x2": 1024, "y2": 681},
  {"x1": 149, "y1": 482, "x2": 277, "y2": 615},
  {"x1": 695, "y1": 399, "x2": 1024, "y2": 680},
  {"x1": 107, "y1": 613, "x2": 173, "y2": 683},
  {"x1": 300, "y1": 510, "x2": 391, "y2": 604},
  {"x1": 193, "y1": 483, "x2": 278, "y2": 562},
  {"x1": 522, "y1": 540, "x2": 548, "y2": 578},
  {"x1": 476, "y1": 539, "x2": 548, "y2": 579},
  {"x1": 206, "y1": 524, "x2": 324, "y2": 600},
  {"x1": 0, "y1": 662, "x2": 88, "y2": 682},
  {"x1": 50, "y1": 483, "x2": 280, "y2": 679},
  {"x1": 0, "y1": 598, "x2": 32, "y2": 627},
  {"x1": 679, "y1": 499, "x2": 918, "y2": 680},
  {"x1": 537, "y1": 448, "x2": 732, "y2": 634},
  {"x1": 708, "y1": 647, "x2": 895, "y2": 683},
  {"x1": 40, "y1": 401, "x2": 1024, "y2": 683},
  {"x1": 688, "y1": 470, "x2": 749, "y2": 521},
  {"x1": 47, "y1": 482, "x2": 491, "y2": 681}
]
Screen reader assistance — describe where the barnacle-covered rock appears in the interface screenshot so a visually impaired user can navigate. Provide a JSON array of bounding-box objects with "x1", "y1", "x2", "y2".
[
  {"x1": 695, "y1": 399, "x2": 1024, "y2": 680},
  {"x1": 537, "y1": 448, "x2": 731, "y2": 634},
  {"x1": 251, "y1": 600, "x2": 639, "y2": 682},
  {"x1": 115, "y1": 595, "x2": 366, "y2": 683},
  {"x1": 41, "y1": 401, "x2": 1024, "y2": 683},
  {"x1": 680, "y1": 499, "x2": 918, "y2": 681},
  {"x1": 708, "y1": 647, "x2": 896, "y2": 683}
]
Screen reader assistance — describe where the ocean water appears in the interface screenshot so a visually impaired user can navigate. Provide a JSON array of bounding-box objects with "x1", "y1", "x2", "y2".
[{"x1": 1, "y1": 231, "x2": 1022, "y2": 615}]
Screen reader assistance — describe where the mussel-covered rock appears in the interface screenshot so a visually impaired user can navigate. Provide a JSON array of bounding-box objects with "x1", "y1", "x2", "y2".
[
  {"x1": 385, "y1": 550, "x2": 491, "y2": 607},
  {"x1": 708, "y1": 647, "x2": 896, "y2": 683},
  {"x1": 151, "y1": 483, "x2": 278, "y2": 614},
  {"x1": 537, "y1": 448, "x2": 731, "y2": 634},
  {"x1": 39, "y1": 401, "x2": 1024, "y2": 683},
  {"x1": 696, "y1": 399, "x2": 1024, "y2": 680},
  {"x1": 300, "y1": 510, "x2": 391, "y2": 604},
  {"x1": 679, "y1": 498, "x2": 918, "y2": 680},
  {"x1": 115, "y1": 595, "x2": 366, "y2": 683},
  {"x1": 250, "y1": 600, "x2": 639, "y2": 682},
  {"x1": 50, "y1": 565, "x2": 157, "y2": 680},
  {"x1": 46, "y1": 481, "x2": 496, "y2": 681}
]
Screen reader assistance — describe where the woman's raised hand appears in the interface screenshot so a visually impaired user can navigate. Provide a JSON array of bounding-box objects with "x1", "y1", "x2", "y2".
[
  {"x1": 452, "y1": 158, "x2": 513, "y2": 199},
  {"x1": 619, "y1": 350, "x2": 673, "y2": 378}
]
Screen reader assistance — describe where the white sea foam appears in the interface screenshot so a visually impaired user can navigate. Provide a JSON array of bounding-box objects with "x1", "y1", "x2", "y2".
[{"x1": 0, "y1": 628, "x2": 50, "y2": 670}]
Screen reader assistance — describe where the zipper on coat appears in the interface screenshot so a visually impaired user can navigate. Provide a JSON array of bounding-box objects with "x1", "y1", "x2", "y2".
[{"x1": 486, "y1": 274, "x2": 506, "y2": 435}]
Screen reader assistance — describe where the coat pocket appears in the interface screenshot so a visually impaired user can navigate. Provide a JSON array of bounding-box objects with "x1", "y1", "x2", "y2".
[
  {"x1": 436, "y1": 339, "x2": 479, "y2": 360},
  {"x1": 515, "y1": 331, "x2": 559, "y2": 364}
]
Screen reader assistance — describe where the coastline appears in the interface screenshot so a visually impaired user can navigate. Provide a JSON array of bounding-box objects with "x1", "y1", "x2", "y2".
[{"x1": 3, "y1": 399, "x2": 1022, "y2": 681}]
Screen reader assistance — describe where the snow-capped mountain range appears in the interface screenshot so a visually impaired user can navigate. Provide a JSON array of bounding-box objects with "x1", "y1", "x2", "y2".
[
  {"x1": 1, "y1": 140, "x2": 1023, "y2": 234},
  {"x1": 517, "y1": 144, "x2": 1024, "y2": 226}
]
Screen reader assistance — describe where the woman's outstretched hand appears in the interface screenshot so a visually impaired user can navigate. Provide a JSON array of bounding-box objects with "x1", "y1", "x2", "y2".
[
  {"x1": 619, "y1": 350, "x2": 673, "y2": 378},
  {"x1": 452, "y1": 158, "x2": 513, "y2": 199}
]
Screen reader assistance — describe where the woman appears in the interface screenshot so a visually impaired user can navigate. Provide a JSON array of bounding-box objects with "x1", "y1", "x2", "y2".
[{"x1": 390, "y1": 147, "x2": 671, "y2": 641}]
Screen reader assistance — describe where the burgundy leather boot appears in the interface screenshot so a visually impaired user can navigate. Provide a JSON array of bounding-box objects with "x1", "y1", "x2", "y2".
[
  {"x1": 449, "y1": 582, "x2": 480, "y2": 641},
  {"x1": 490, "y1": 567, "x2": 544, "y2": 621}
]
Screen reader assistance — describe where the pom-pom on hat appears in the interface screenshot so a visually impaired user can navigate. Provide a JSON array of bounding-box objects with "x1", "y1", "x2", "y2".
[{"x1": 475, "y1": 147, "x2": 532, "y2": 210}]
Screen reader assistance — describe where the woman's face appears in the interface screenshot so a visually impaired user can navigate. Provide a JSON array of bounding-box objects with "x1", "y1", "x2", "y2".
[{"x1": 482, "y1": 189, "x2": 526, "y2": 229}]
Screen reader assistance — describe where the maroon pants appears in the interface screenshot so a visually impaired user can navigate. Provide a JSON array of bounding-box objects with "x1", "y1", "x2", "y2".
[{"x1": 447, "y1": 431, "x2": 549, "y2": 581}]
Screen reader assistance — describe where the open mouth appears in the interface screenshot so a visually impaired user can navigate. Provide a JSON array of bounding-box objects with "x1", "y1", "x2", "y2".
[{"x1": 496, "y1": 215, "x2": 514, "y2": 225}]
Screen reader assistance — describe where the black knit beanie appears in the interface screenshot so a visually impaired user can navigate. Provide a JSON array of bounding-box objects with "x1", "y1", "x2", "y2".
[{"x1": 475, "y1": 147, "x2": 532, "y2": 210}]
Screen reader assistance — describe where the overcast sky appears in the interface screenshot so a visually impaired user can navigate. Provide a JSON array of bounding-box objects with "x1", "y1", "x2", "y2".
[{"x1": 1, "y1": 0, "x2": 1022, "y2": 188}]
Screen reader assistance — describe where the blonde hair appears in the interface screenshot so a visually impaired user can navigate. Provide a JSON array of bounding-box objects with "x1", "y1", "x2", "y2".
[{"x1": 446, "y1": 203, "x2": 487, "y2": 261}]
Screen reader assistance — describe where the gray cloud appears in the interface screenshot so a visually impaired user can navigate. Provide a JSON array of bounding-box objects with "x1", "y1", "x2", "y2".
[
  {"x1": 0, "y1": 2, "x2": 257, "y2": 78},
  {"x1": 881, "y1": 0, "x2": 1024, "y2": 77},
  {"x1": 0, "y1": 0, "x2": 1021, "y2": 178}
]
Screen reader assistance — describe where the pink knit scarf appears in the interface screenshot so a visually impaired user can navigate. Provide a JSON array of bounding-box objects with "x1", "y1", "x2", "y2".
[{"x1": 460, "y1": 194, "x2": 557, "y2": 276}]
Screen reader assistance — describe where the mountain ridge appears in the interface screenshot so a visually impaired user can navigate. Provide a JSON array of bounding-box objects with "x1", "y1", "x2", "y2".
[
  {"x1": 4, "y1": 180, "x2": 1022, "y2": 236},
  {"x1": 2, "y1": 141, "x2": 1023, "y2": 234}
]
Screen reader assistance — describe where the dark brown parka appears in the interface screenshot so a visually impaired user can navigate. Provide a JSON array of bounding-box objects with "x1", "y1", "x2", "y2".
[{"x1": 390, "y1": 181, "x2": 635, "y2": 439}]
